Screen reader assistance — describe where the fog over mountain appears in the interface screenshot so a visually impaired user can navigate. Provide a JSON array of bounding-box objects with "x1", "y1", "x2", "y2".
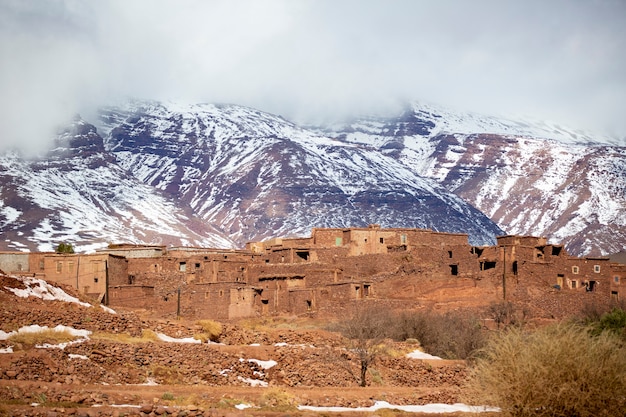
[{"x1": 1, "y1": 0, "x2": 625, "y2": 156}]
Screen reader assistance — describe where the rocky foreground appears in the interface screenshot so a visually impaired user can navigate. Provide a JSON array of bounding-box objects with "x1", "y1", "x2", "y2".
[{"x1": 0, "y1": 274, "x2": 483, "y2": 416}]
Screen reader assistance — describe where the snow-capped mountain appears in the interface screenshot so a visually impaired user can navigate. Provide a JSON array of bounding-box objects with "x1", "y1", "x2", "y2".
[
  {"x1": 321, "y1": 102, "x2": 626, "y2": 256},
  {"x1": 0, "y1": 118, "x2": 235, "y2": 252},
  {"x1": 0, "y1": 100, "x2": 623, "y2": 256},
  {"x1": 97, "y1": 101, "x2": 502, "y2": 246}
]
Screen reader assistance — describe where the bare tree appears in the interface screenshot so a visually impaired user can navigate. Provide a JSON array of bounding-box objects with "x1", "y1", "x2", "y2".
[{"x1": 335, "y1": 304, "x2": 389, "y2": 387}]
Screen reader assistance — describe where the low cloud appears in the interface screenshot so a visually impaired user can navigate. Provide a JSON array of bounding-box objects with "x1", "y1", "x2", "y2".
[{"x1": 1, "y1": 0, "x2": 625, "y2": 155}]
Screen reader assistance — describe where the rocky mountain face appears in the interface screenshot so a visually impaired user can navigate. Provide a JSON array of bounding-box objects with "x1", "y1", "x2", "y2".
[
  {"x1": 97, "y1": 101, "x2": 501, "y2": 247},
  {"x1": 0, "y1": 118, "x2": 235, "y2": 252},
  {"x1": 0, "y1": 100, "x2": 623, "y2": 256},
  {"x1": 322, "y1": 102, "x2": 626, "y2": 256}
]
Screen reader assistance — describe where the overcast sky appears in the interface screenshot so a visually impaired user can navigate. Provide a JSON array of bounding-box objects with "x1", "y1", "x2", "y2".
[{"x1": 1, "y1": 0, "x2": 625, "y2": 153}]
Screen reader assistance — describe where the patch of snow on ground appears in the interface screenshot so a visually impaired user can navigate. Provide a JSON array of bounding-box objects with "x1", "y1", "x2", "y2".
[
  {"x1": 100, "y1": 305, "x2": 117, "y2": 314},
  {"x1": 243, "y1": 358, "x2": 278, "y2": 369},
  {"x1": 0, "y1": 324, "x2": 91, "y2": 340},
  {"x1": 68, "y1": 353, "x2": 89, "y2": 360},
  {"x1": 5, "y1": 276, "x2": 92, "y2": 307},
  {"x1": 298, "y1": 401, "x2": 499, "y2": 414},
  {"x1": 237, "y1": 376, "x2": 268, "y2": 387},
  {"x1": 406, "y1": 350, "x2": 442, "y2": 360},
  {"x1": 156, "y1": 333, "x2": 201, "y2": 344}
]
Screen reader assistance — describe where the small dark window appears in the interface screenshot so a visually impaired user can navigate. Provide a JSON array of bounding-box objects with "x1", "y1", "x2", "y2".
[
  {"x1": 448, "y1": 251, "x2": 453, "y2": 258},
  {"x1": 128, "y1": 275, "x2": 135, "y2": 284},
  {"x1": 195, "y1": 263, "x2": 201, "y2": 269},
  {"x1": 481, "y1": 261, "x2": 496, "y2": 270},
  {"x1": 450, "y1": 265, "x2": 458, "y2": 275},
  {"x1": 94, "y1": 277, "x2": 98, "y2": 283},
  {"x1": 379, "y1": 238, "x2": 384, "y2": 244},
  {"x1": 306, "y1": 300, "x2": 312, "y2": 310}
]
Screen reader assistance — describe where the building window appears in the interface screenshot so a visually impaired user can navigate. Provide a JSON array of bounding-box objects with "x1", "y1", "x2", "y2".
[
  {"x1": 448, "y1": 251, "x2": 453, "y2": 258},
  {"x1": 179, "y1": 262, "x2": 186, "y2": 272},
  {"x1": 401, "y1": 234, "x2": 407, "y2": 244},
  {"x1": 379, "y1": 237, "x2": 384, "y2": 244},
  {"x1": 195, "y1": 263, "x2": 201, "y2": 269},
  {"x1": 571, "y1": 280, "x2": 577, "y2": 289},
  {"x1": 335, "y1": 237, "x2": 342, "y2": 246},
  {"x1": 94, "y1": 277, "x2": 98, "y2": 283},
  {"x1": 450, "y1": 264, "x2": 459, "y2": 276},
  {"x1": 56, "y1": 262, "x2": 62, "y2": 273},
  {"x1": 615, "y1": 276, "x2": 620, "y2": 284},
  {"x1": 594, "y1": 265, "x2": 601, "y2": 273},
  {"x1": 68, "y1": 262, "x2": 74, "y2": 274},
  {"x1": 572, "y1": 266, "x2": 579, "y2": 274}
]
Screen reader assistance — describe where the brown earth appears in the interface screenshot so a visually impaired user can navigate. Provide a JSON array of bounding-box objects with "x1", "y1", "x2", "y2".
[{"x1": 0, "y1": 275, "x2": 498, "y2": 417}]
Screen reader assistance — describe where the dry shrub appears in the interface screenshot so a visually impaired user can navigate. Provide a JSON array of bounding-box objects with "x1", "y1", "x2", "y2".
[
  {"x1": 464, "y1": 323, "x2": 626, "y2": 417},
  {"x1": 149, "y1": 365, "x2": 184, "y2": 385},
  {"x1": 141, "y1": 329, "x2": 159, "y2": 341},
  {"x1": 195, "y1": 319, "x2": 222, "y2": 342},
  {"x1": 259, "y1": 387, "x2": 297, "y2": 411},
  {"x1": 391, "y1": 310, "x2": 484, "y2": 359},
  {"x1": 8, "y1": 329, "x2": 77, "y2": 350}
]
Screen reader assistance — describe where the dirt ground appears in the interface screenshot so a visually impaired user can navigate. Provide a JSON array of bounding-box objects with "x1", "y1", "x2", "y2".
[{"x1": 0, "y1": 275, "x2": 499, "y2": 417}]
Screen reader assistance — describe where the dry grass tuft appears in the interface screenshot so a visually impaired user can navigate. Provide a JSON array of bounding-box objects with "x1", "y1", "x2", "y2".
[
  {"x1": 464, "y1": 323, "x2": 626, "y2": 417},
  {"x1": 195, "y1": 320, "x2": 222, "y2": 342},
  {"x1": 8, "y1": 329, "x2": 77, "y2": 350},
  {"x1": 259, "y1": 387, "x2": 297, "y2": 411}
]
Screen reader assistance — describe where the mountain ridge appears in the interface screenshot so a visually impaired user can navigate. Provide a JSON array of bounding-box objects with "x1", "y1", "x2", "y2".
[{"x1": 0, "y1": 99, "x2": 624, "y2": 256}]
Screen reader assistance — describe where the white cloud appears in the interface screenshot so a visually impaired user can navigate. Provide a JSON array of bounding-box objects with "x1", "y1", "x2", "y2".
[{"x1": 1, "y1": 0, "x2": 625, "y2": 154}]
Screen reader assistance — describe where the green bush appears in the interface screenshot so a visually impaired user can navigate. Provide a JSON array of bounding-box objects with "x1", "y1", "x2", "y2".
[
  {"x1": 590, "y1": 307, "x2": 626, "y2": 341},
  {"x1": 55, "y1": 242, "x2": 75, "y2": 254},
  {"x1": 465, "y1": 323, "x2": 626, "y2": 417}
]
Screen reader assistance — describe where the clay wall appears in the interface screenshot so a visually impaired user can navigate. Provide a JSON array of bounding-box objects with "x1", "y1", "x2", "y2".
[
  {"x1": 0, "y1": 252, "x2": 31, "y2": 274},
  {"x1": 185, "y1": 282, "x2": 238, "y2": 320},
  {"x1": 28, "y1": 253, "x2": 48, "y2": 276},
  {"x1": 42, "y1": 253, "x2": 114, "y2": 298},
  {"x1": 497, "y1": 235, "x2": 547, "y2": 247},
  {"x1": 98, "y1": 246, "x2": 165, "y2": 258},
  {"x1": 311, "y1": 228, "x2": 345, "y2": 247},
  {"x1": 609, "y1": 264, "x2": 626, "y2": 302},
  {"x1": 108, "y1": 285, "x2": 156, "y2": 310},
  {"x1": 106, "y1": 255, "x2": 129, "y2": 287}
]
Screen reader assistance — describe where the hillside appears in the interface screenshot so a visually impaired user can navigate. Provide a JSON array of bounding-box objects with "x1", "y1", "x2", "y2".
[{"x1": 0, "y1": 273, "x2": 477, "y2": 416}]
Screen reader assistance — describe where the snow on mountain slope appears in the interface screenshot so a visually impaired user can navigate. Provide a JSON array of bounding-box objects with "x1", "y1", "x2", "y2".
[
  {"x1": 4, "y1": 99, "x2": 619, "y2": 256},
  {"x1": 97, "y1": 101, "x2": 503, "y2": 246},
  {"x1": 322, "y1": 103, "x2": 626, "y2": 256},
  {"x1": 0, "y1": 119, "x2": 234, "y2": 252}
]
